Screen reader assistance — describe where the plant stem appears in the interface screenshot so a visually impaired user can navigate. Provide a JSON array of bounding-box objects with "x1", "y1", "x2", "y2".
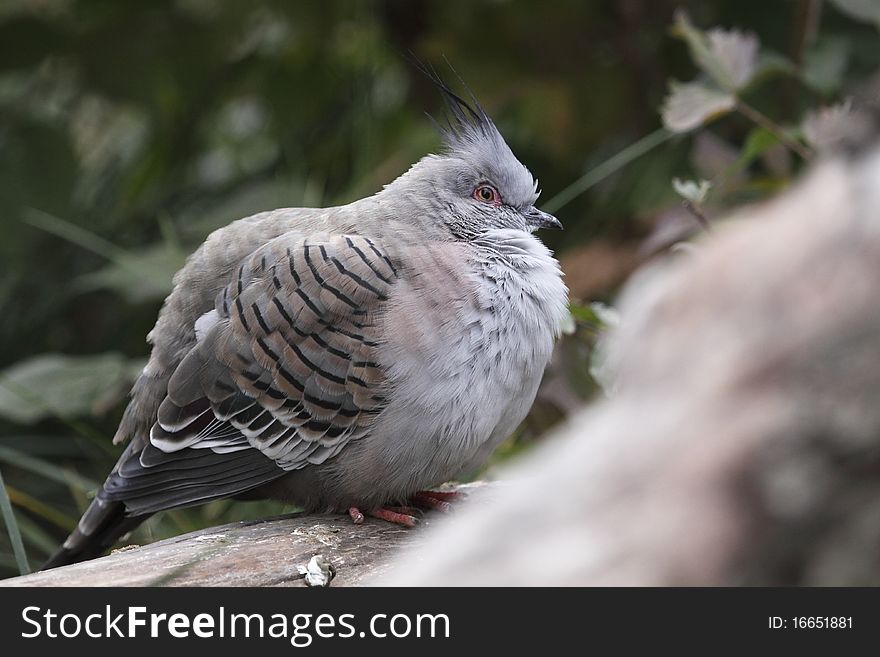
[
  {"x1": 736, "y1": 100, "x2": 813, "y2": 161},
  {"x1": 800, "y1": 0, "x2": 823, "y2": 57},
  {"x1": 682, "y1": 200, "x2": 713, "y2": 233},
  {"x1": 543, "y1": 127, "x2": 674, "y2": 214}
]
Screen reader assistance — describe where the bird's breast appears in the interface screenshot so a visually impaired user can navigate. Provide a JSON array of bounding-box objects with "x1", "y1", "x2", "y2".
[{"x1": 373, "y1": 233, "x2": 568, "y2": 476}]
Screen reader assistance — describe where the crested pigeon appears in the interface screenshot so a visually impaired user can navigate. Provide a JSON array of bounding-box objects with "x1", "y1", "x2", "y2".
[{"x1": 44, "y1": 71, "x2": 568, "y2": 569}]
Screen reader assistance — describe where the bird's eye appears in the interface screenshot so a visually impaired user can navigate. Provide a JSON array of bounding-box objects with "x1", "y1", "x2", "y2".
[{"x1": 473, "y1": 184, "x2": 501, "y2": 205}]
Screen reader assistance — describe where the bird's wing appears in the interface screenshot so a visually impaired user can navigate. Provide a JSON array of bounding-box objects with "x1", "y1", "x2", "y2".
[{"x1": 101, "y1": 232, "x2": 398, "y2": 514}]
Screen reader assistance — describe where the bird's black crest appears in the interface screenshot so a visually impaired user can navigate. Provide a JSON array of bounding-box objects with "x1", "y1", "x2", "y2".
[{"x1": 408, "y1": 55, "x2": 498, "y2": 152}]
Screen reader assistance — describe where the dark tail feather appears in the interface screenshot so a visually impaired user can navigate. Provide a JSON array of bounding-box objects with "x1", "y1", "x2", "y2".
[
  {"x1": 41, "y1": 440, "x2": 283, "y2": 570},
  {"x1": 41, "y1": 498, "x2": 151, "y2": 570}
]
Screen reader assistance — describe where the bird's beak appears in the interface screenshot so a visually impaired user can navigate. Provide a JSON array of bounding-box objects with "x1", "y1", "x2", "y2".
[{"x1": 525, "y1": 207, "x2": 563, "y2": 231}]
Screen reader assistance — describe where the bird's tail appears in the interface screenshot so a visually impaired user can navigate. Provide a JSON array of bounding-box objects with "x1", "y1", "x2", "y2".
[
  {"x1": 41, "y1": 496, "x2": 151, "y2": 570},
  {"x1": 41, "y1": 437, "x2": 283, "y2": 570}
]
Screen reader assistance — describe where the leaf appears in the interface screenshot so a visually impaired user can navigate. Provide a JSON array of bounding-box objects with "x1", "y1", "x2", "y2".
[
  {"x1": 829, "y1": 0, "x2": 880, "y2": 29},
  {"x1": 748, "y1": 51, "x2": 798, "y2": 88},
  {"x1": 731, "y1": 127, "x2": 780, "y2": 173},
  {"x1": 75, "y1": 242, "x2": 188, "y2": 303},
  {"x1": 0, "y1": 353, "x2": 137, "y2": 425},
  {"x1": 0, "y1": 446, "x2": 99, "y2": 493},
  {"x1": 705, "y1": 28, "x2": 759, "y2": 90},
  {"x1": 661, "y1": 81, "x2": 736, "y2": 133},
  {"x1": 569, "y1": 302, "x2": 620, "y2": 330},
  {"x1": 801, "y1": 37, "x2": 851, "y2": 95},
  {"x1": 568, "y1": 303, "x2": 601, "y2": 327},
  {"x1": 24, "y1": 209, "x2": 187, "y2": 303},
  {"x1": 672, "y1": 11, "x2": 759, "y2": 92},
  {"x1": 672, "y1": 178, "x2": 712, "y2": 203},
  {"x1": 802, "y1": 100, "x2": 853, "y2": 152}
]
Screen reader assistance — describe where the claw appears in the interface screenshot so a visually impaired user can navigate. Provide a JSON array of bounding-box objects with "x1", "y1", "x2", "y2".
[{"x1": 348, "y1": 506, "x2": 364, "y2": 524}]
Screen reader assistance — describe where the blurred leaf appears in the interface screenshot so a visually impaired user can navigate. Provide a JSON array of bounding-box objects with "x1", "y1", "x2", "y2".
[
  {"x1": 569, "y1": 302, "x2": 603, "y2": 326},
  {"x1": 802, "y1": 100, "x2": 853, "y2": 152},
  {"x1": 829, "y1": 0, "x2": 880, "y2": 29},
  {"x1": 569, "y1": 302, "x2": 620, "y2": 332},
  {"x1": 176, "y1": 176, "x2": 313, "y2": 239},
  {"x1": 0, "y1": 353, "x2": 136, "y2": 424},
  {"x1": 24, "y1": 209, "x2": 187, "y2": 302},
  {"x1": 661, "y1": 81, "x2": 736, "y2": 133},
  {"x1": 802, "y1": 37, "x2": 851, "y2": 95},
  {"x1": 705, "y1": 28, "x2": 760, "y2": 90},
  {"x1": 748, "y1": 51, "x2": 798, "y2": 88},
  {"x1": 729, "y1": 127, "x2": 780, "y2": 173},
  {"x1": 76, "y1": 241, "x2": 188, "y2": 303},
  {"x1": 0, "y1": 446, "x2": 99, "y2": 493},
  {"x1": 672, "y1": 11, "x2": 759, "y2": 92}
]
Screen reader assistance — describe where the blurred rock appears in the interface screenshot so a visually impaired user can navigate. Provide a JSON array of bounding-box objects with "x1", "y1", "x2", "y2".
[{"x1": 382, "y1": 140, "x2": 880, "y2": 586}]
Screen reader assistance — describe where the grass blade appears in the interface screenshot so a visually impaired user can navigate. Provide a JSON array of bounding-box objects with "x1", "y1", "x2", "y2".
[
  {"x1": 5, "y1": 485, "x2": 78, "y2": 531},
  {"x1": 0, "y1": 446, "x2": 99, "y2": 493},
  {"x1": 14, "y1": 513, "x2": 59, "y2": 556},
  {"x1": 543, "y1": 127, "x2": 674, "y2": 214},
  {"x1": 22, "y1": 208, "x2": 129, "y2": 263},
  {"x1": 0, "y1": 468, "x2": 30, "y2": 575}
]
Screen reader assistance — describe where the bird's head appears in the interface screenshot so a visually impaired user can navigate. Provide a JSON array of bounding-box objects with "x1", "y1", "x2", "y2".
[{"x1": 383, "y1": 67, "x2": 562, "y2": 240}]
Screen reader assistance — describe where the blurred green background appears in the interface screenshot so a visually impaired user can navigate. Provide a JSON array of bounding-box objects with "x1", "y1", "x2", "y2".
[{"x1": 1, "y1": 0, "x2": 877, "y2": 577}]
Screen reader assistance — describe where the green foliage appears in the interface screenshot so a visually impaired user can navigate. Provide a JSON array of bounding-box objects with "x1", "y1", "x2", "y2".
[
  {"x1": 660, "y1": 7, "x2": 873, "y2": 221},
  {"x1": 0, "y1": 353, "x2": 142, "y2": 425}
]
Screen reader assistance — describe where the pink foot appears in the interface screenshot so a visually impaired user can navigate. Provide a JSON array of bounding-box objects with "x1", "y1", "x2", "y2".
[
  {"x1": 366, "y1": 507, "x2": 419, "y2": 527},
  {"x1": 385, "y1": 505, "x2": 422, "y2": 516},
  {"x1": 411, "y1": 490, "x2": 462, "y2": 513},
  {"x1": 347, "y1": 505, "x2": 419, "y2": 527}
]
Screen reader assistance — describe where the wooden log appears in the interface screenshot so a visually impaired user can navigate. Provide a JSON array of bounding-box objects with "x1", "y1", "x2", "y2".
[{"x1": 0, "y1": 483, "x2": 485, "y2": 587}]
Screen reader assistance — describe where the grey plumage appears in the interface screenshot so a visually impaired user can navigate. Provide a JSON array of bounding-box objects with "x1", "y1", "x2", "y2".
[{"x1": 44, "y1": 72, "x2": 568, "y2": 569}]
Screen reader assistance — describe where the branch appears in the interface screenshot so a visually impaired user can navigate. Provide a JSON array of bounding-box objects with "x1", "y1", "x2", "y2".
[{"x1": 0, "y1": 483, "x2": 485, "y2": 587}]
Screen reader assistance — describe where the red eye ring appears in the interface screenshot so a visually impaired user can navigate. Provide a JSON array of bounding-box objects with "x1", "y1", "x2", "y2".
[{"x1": 473, "y1": 184, "x2": 501, "y2": 205}]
